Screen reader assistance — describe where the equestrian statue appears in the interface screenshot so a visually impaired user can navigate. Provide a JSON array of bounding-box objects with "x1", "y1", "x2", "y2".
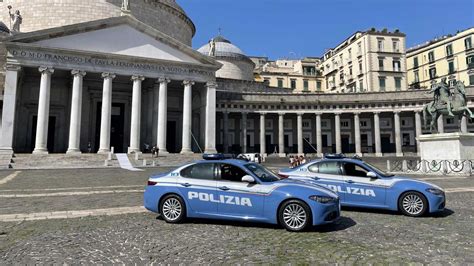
[{"x1": 423, "y1": 77, "x2": 473, "y2": 132}]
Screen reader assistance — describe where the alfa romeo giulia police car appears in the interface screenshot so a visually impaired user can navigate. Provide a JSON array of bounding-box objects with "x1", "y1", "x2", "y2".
[
  {"x1": 279, "y1": 154, "x2": 446, "y2": 217},
  {"x1": 144, "y1": 154, "x2": 341, "y2": 232}
]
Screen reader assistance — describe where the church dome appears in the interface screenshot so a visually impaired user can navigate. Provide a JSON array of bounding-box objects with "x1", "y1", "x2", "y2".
[
  {"x1": 0, "y1": 21, "x2": 10, "y2": 35},
  {"x1": 197, "y1": 35, "x2": 255, "y2": 81},
  {"x1": 0, "y1": 0, "x2": 195, "y2": 45}
]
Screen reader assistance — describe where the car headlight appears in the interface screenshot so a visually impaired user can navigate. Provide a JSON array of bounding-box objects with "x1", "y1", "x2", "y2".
[
  {"x1": 426, "y1": 188, "x2": 444, "y2": 196},
  {"x1": 309, "y1": 195, "x2": 337, "y2": 204}
]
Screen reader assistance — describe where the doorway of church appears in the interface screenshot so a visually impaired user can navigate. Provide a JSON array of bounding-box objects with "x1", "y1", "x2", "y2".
[
  {"x1": 95, "y1": 103, "x2": 125, "y2": 153},
  {"x1": 167, "y1": 121, "x2": 177, "y2": 153}
]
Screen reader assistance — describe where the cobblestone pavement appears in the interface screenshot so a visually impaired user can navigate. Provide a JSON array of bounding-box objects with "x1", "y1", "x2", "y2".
[{"x1": 0, "y1": 168, "x2": 473, "y2": 264}]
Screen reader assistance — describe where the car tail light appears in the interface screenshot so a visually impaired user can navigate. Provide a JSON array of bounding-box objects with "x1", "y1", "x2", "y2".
[
  {"x1": 278, "y1": 173, "x2": 289, "y2": 179},
  {"x1": 147, "y1": 180, "x2": 158, "y2": 186}
]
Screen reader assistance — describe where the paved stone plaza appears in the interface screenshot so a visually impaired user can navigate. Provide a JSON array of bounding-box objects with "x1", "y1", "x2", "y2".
[{"x1": 0, "y1": 168, "x2": 473, "y2": 264}]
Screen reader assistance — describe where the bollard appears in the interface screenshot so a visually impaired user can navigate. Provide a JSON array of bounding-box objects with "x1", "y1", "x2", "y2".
[
  {"x1": 152, "y1": 160, "x2": 156, "y2": 167},
  {"x1": 386, "y1": 160, "x2": 391, "y2": 172},
  {"x1": 107, "y1": 152, "x2": 112, "y2": 161},
  {"x1": 143, "y1": 159, "x2": 147, "y2": 167},
  {"x1": 111, "y1": 147, "x2": 115, "y2": 154},
  {"x1": 134, "y1": 152, "x2": 139, "y2": 161},
  {"x1": 402, "y1": 160, "x2": 408, "y2": 172},
  {"x1": 104, "y1": 160, "x2": 108, "y2": 167}
]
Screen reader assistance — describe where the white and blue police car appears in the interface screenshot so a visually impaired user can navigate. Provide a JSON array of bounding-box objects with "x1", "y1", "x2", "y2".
[
  {"x1": 144, "y1": 154, "x2": 341, "y2": 232},
  {"x1": 279, "y1": 154, "x2": 446, "y2": 217}
]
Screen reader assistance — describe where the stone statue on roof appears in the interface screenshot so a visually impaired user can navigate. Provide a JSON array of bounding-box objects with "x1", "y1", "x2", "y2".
[
  {"x1": 208, "y1": 38, "x2": 216, "y2": 57},
  {"x1": 122, "y1": 0, "x2": 130, "y2": 12},
  {"x1": 7, "y1": 6, "x2": 22, "y2": 33}
]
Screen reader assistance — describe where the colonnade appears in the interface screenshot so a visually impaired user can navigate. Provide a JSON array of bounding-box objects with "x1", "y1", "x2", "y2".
[{"x1": 0, "y1": 65, "x2": 218, "y2": 155}]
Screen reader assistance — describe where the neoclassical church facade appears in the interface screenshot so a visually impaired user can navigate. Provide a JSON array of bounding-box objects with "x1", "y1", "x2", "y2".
[{"x1": 0, "y1": 0, "x2": 473, "y2": 158}]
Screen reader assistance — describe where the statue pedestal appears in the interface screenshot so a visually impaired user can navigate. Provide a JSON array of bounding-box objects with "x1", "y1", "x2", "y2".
[{"x1": 418, "y1": 133, "x2": 474, "y2": 161}]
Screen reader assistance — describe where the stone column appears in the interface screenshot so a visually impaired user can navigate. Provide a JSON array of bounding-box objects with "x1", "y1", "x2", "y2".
[
  {"x1": 33, "y1": 67, "x2": 54, "y2": 155},
  {"x1": 437, "y1": 114, "x2": 444, "y2": 134},
  {"x1": 205, "y1": 81, "x2": 217, "y2": 154},
  {"x1": 129, "y1": 75, "x2": 145, "y2": 154},
  {"x1": 335, "y1": 113, "x2": 341, "y2": 154},
  {"x1": 374, "y1": 112, "x2": 382, "y2": 157},
  {"x1": 0, "y1": 65, "x2": 21, "y2": 155},
  {"x1": 316, "y1": 112, "x2": 323, "y2": 157},
  {"x1": 297, "y1": 113, "x2": 303, "y2": 154},
  {"x1": 223, "y1": 111, "x2": 229, "y2": 153},
  {"x1": 461, "y1": 116, "x2": 468, "y2": 133},
  {"x1": 181, "y1": 80, "x2": 194, "y2": 154},
  {"x1": 98, "y1": 72, "x2": 116, "y2": 154},
  {"x1": 157, "y1": 77, "x2": 170, "y2": 154},
  {"x1": 415, "y1": 111, "x2": 422, "y2": 155},
  {"x1": 278, "y1": 112, "x2": 285, "y2": 157},
  {"x1": 260, "y1": 112, "x2": 266, "y2": 155},
  {"x1": 66, "y1": 70, "x2": 86, "y2": 154},
  {"x1": 394, "y1": 111, "x2": 403, "y2": 157},
  {"x1": 354, "y1": 112, "x2": 362, "y2": 156},
  {"x1": 241, "y1": 112, "x2": 247, "y2": 154}
]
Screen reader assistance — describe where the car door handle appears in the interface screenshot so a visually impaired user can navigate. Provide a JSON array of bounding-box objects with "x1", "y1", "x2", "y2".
[
  {"x1": 345, "y1": 180, "x2": 355, "y2": 184},
  {"x1": 219, "y1": 186, "x2": 230, "y2": 191},
  {"x1": 181, "y1": 183, "x2": 192, "y2": 187}
]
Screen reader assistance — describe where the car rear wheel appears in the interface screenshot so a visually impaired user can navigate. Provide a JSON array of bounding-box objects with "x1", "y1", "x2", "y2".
[
  {"x1": 279, "y1": 200, "x2": 312, "y2": 232},
  {"x1": 399, "y1": 191, "x2": 428, "y2": 217},
  {"x1": 159, "y1": 195, "x2": 186, "y2": 223}
]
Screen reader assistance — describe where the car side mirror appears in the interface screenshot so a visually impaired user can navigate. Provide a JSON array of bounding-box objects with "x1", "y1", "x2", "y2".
[
  {"x1": 242, "y1": 175, "x2": 255, "y2": 183},
  {"x1": 367, "y1": 171, "x2": 377, "y2": 179}
]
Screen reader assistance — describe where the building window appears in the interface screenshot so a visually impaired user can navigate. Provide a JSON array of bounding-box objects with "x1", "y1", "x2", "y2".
[
  {"x1": 378, "y1": 58, "x2": 384, "y2": 70},
  {"x1": 378, "y1": 39, "x2": 384, "y2": 51},
  {"x1": 316, "y1": 81, "x2": 322, "y2": 91},
  {"x1": 379, "y1": 77, "x2": 386, "y2": 91},
  {"x1": 413, "y1": 57, "x2": 419, "y2": 68},
  {"x1": 446, "y1": 44, "x2": 453, "y2": 57},
  {"x1": 429, "y1": 67, "x2": 437, "y2": 79},
  {"x1": 470, "y1": 75, "x2": 474, "y2": 85},
  {"x1": 359, "y1": 61, "x2": 363, "y2": 73},
  {"x1": 357, "y1": 42, "x2": 362, "y2": 54},
  {"x1": 263, "y1": 78, "x2": 270, "y2": 85},
  {"x1": 395, "y1": 77, "x2": 402, "y2": 91},
  {"x1": 414, "y1": 71, "x2": 419, "y2": 83},
  {"x1": 290, "y1": 79, "x2": 296, "y2": 89},
  {"x1": 277, "y1": 79, "x2": 283, "y2": 88},
  {"x1": 359, "y1": 80, "x2": 364, "y2": 91},
  {"x1": 393, "y1": 60, "x2": 401, "y2": 72},
  {"x1": 348, "y1": 48, "x2": 352, "y2": 58},
  {"x1": 448, "y1": 61, "x2": 455, "y2": 74},
  {"x1": 466, "y1": 37, "x2": 473, "y2": 50},
  {"x1": 303, "y1": 80, "x2": 309, "y2": 91},
  {"x1": 467, "y1": 55, "x2": 474, "y2": 68},
  {"x1": 349, "y1": 66, "x2": 353, "y2": 76},
  {"x1": 428, "y1": 51, "x2": 435, "y2": 63},
  {"x1": 393, "y1": 40, "x2": 399, "y2": 52}
]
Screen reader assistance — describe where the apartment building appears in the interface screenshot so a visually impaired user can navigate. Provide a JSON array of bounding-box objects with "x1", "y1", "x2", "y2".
[
  {"x1": 407, "y1": 27, "x2": 474, "y2": 89},
  {"x1": 322, "y1": 28, "x2": 407, "y2": 93},
  {"x1": 252, "y1": 57, "x2": 326, "y2": 93}
]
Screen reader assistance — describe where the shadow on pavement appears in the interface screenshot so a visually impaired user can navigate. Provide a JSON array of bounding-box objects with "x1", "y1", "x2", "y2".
[
  {"x1": 156, "y1": 215, "x2": 356, "y2": 232},
  {"x1": 342, "y1": 206, "x2": 455, "y2": 218}
]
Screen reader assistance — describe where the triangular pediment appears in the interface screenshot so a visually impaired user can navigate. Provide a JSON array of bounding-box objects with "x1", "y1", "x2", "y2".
[{"x1": 4, "y1": 16, "x2": 220, "y2": 68}]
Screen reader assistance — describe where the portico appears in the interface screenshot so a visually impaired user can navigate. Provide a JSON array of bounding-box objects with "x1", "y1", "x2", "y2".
[{"x1": 0, "y1": 16, "x2": 221, "y2": 155}]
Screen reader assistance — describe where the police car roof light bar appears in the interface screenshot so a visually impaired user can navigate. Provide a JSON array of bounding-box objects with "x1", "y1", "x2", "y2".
[{"x1": 324, "y1": 153, "x2": 346, "y2": 159}]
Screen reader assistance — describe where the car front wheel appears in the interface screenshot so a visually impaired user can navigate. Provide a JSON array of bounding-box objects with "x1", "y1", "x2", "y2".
[
  {"x1": 279, "y1": 200, "x2": 312, "y2": 232},
  {"x1": 399, "y1": 191, "x2": 428, "y2": 217},
  {"x1": 159, "y1": 194, "x2": 186, "y2": 223}
]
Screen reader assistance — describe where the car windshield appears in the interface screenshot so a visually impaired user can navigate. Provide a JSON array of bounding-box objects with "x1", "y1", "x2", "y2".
[
  {"x1": 363, "y1": 162, "x2": 394, "y2": 177},
  {"x1": 244, "y1": 163, "x2": 280, "y2": 182}
]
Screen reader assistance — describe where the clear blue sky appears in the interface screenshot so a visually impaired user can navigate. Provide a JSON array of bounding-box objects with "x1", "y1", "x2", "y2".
[{"x1": 179, "y1": 0, "x2": 474, "y2": 59}]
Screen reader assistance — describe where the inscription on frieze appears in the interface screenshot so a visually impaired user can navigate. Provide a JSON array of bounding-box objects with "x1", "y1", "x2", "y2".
[{"x1": 8, "y1": 48, "x2": 214, "y2": 77}]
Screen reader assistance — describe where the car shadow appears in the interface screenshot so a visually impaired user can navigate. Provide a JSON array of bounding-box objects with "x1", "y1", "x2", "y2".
[
  {"x1": 342, "y1": 206, "x2": 455, "y2": 218},
  {"x1": 155, "y1": 215, "x2": 356, "y2": 232}
]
